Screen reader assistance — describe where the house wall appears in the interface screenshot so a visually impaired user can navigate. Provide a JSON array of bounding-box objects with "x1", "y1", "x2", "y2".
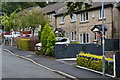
[
  {"x1": 48, "y1": 13, "x2": 56, "y2": 31},
  {"x1": 112, "y1": 4, "x2": 120, "y2": 52},
  {"x1": 56, "y1": 7, "x2": 113, "y2": 43},
  {"x1": 112, "y1": 4, "x2": 120, "y2": 39}
]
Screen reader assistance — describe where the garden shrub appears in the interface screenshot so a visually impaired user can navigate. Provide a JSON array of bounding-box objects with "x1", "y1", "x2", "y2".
[
  {"x1": 17, "y1": 39, "x2": 30, "y2": 51},
  {"x1": 41, "y1": 24, "x2": 56, "y2": 56},
  {"x1": 71, "y1": 41, "x2": 79, "y2": 44},
  {"x1": 16, "y1": 36, "x2": 40, "y2": 51},
  {"x1": 46, "y1": 32, "x2": 56, "y2": 56},
  {"x1": 76, "y1": 52, "x2": 114, "y2": 75}
]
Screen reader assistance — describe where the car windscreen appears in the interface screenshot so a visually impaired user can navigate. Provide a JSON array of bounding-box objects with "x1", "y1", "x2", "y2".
[{"x1": 56, "y1": 38, "x2": 67, "y2": 42}]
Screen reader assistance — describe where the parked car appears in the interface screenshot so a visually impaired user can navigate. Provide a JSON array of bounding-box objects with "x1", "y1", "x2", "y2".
[
  {"x1": 35, "y1": 37, "x2": 70, "y2": 50},
  {"x1": 11, "y1": 31, "x2": 22, "y2": 37}
]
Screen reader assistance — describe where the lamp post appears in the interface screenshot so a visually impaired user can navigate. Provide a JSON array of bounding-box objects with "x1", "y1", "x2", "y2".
[{"x1": 101, "y1": 1, "x2": 106, "y2": 76}]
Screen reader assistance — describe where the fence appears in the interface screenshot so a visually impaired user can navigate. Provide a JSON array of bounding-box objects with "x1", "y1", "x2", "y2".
[
  {"x1": 115, "y1": 53, "x2": 120, "y2": 77},
  {"x1": 54, "y1": 39, "x2": 119, "y2": 59}
]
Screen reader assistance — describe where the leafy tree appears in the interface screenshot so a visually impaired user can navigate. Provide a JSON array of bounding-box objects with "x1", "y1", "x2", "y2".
[
  {"x1": 17, "y1": 8, "x2": 49, "y2": 36},
  {"x1": 41, "y1": 24, "x2": 56, "y2": 55},
  {"x1": 65, "y1": 2, "x2": 92, "y2": 16},
  {"x1": 2, "y1": 2, "x2": 56, "y2": 16},
  {"x1": 1, "y1": 8, "x2": 20, "y2": 31},
  {"x1": 2, "y1": 2, "x2": 38, "y2": 15}
]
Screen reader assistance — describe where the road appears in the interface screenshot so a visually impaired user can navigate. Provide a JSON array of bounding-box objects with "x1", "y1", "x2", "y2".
[{"x1": 2, "y1": 47, "x2": 67, "y2": 78}]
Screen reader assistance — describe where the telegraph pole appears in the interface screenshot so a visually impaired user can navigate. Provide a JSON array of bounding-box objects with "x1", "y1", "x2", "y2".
[{"x1": 102, "y1": 1, "x2": 106, "y2": 76}]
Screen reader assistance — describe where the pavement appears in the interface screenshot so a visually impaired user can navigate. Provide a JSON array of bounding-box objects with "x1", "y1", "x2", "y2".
[{"x1": 3, "y1": 45, "x2": 114, "y2": 79}]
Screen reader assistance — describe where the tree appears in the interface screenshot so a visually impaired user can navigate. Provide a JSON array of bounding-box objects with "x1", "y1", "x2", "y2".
[
  {"x1": 2, "y1": 2, "x2": 38, "y2": 15},
  {"x1": 41, "y1": 24, "x2": 56, "y2": 55},
  {"x1": 15, "y1": 8, "x2": 49, "y2": 36},
  {"x1": 2, "y1": 2, "x2": 56, "y2": 16},
  {"x1": 1, "y1": 8, "x2": 20, "y2": 31},
  {"x1": 64, "y1": 2, "x2": 92, "y2": 16}
]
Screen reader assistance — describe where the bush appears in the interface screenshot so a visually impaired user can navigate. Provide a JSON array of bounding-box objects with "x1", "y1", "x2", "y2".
[
  {"x1": 41, "y1": 24, "x2": 56, "y2": 56},
  {"x1": 76, "y1": 52, "x2": 114, "y2": 75},
  {"x1": 17, "y1": 36, "x2": 40, "y2": 51},
  {"x1": 46, "y1": 32, "x2": 56, "y2": 56},
  {"x1": 71, "y1": 41, "x2": 79, "y2": 44},
  {"x1": 17, "y1": 39, "x2": 30, "y2": 51}
]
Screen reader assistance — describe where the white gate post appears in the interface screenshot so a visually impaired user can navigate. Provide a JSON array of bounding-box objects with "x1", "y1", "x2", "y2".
[{"x1": 113, "y1": 55, "x2": 116, "y2": 77}]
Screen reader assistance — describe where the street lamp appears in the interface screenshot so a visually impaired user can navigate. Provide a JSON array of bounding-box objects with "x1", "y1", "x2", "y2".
[{"x1": 101, "y1": 1, "x2": 106, "y2": 76}]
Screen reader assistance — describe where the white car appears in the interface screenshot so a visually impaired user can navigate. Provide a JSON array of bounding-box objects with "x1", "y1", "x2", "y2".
[
  {"x1": 55, "y1": 37, "x2": 70, "y2": 44},
  {"x1": 35, "y1": 37, "x2": 70, "y2": 50}
]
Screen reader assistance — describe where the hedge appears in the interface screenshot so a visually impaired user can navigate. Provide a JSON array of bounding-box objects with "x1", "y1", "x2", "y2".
[
  {"x1": 17, "y1": 39, "x2": 30, "y2": 51},
  {"x1": 76, "y1": 52, "x2": 114, "y2": 75}
]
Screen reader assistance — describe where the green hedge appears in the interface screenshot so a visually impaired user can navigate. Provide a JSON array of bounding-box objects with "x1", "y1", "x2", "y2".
[
  {"x1": 76, "y1": 52, "x2": 114, "y2": 75},
  {"x1": 71, "y1": 41, "x2": 79, "y2": 44},
  {"x1": 17, "y1": 39, "x2": 30, "y2": 51}
]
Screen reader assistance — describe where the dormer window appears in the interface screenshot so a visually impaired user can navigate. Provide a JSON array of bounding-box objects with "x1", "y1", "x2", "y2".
[{"x1": 71, "y1": 14, "x2": 76, "y2": 22}]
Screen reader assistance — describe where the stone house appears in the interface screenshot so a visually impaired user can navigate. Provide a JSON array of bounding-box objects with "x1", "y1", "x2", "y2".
[
  {"x1": 38, "y1": 2, "x2": 66, "y2": 31},
  {"x1": 54, "y1": 2, "x2": 120, "y2": 45}
]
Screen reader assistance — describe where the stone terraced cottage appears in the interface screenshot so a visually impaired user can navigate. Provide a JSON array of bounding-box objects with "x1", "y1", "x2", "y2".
[
  {"x1": 40, "y1": 2, "x2": 120, "y2": 51},
  {"x1": 54, "y1": 2, "x2": 120, "y2": 45}
]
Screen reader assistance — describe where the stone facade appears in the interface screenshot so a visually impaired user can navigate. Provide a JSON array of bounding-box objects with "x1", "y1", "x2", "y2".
[{"x1": 55, "y1": 3, "x2": 120, "y2": 44}]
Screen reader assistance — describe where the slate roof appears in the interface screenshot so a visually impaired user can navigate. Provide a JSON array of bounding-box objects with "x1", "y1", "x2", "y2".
[
  {"x1": 38, "y1": 2, "x2": 66, "y2": 14},
  {"x1": 54, "y1": 2, "x2": 114, "y2": 17}
]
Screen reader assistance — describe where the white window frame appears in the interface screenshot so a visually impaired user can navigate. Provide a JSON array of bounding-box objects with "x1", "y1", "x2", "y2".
[
  {"x1": 60, "y1": 16, "x2": 64, "y2": 24},
  {"x1": 99, "y1": 8, "x2": 105, "y2": 19},
  {"x1": 85, "y1": 33, "x2": 90, "y2": 43},
  {"x1": 79, "y1": 33, "x2": 90, "y2": 44},
  {"x1": 80, "y1": 12, "x2": 89, "y2": 22},
  {"x1": 71, "y1": 14, "x2": 76, "y2": 22},
  {"x1": 71, "y1": 32, "x2": 73, "y2": 40},
  {"x1": 71, "y1": 31, "x2": 76, "y2": 40},
  {"x1": 94, "y1": 32, "x2": 98, "y2": 41},
  {"x1": 49, "y1": 14, "x2": 52, "y2": 21},
  {"x1": 80, "y1": 33, "x2": 83, "y2": 44}
]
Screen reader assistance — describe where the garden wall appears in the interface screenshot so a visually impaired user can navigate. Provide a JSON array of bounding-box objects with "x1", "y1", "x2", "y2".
[{"x1": 54, "y1": 39, "x2": 119, "y2": 59}]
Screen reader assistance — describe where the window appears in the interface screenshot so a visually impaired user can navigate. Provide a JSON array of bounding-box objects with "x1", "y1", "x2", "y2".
[
  {"x1": 94, "y1": 32, "x2": 97, "y2": 41},
  {"x1": 80, "y1": 12, "x2": 89, "y2": 22},
  {"x1": 71, "y1": 31, "x2": 76, "y2": 40},
  {"x1": 60, "y1": 16, "x2": 64, "y2": 24},
  {"x1": 86, "y1": 33, "x2": 89, "y2": 43},
  {"x1": 79, "y1": 33, "x2": 90, "y2": 44},
  {"x1": 66, "y1": 32, "x2": 68, "y2": 38},
  {"x1": 99, "y1": 8, "x2": 105, "y2": 19},
  {"x1": 49, "y1": 14, "x2": 52, "y2": 21},
  {"x1": 80, "y1": 33, "x2": 83, "y2": 43},
  {"x1": 71, "y1": 14, "x2": 76, "y2": 22}
]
